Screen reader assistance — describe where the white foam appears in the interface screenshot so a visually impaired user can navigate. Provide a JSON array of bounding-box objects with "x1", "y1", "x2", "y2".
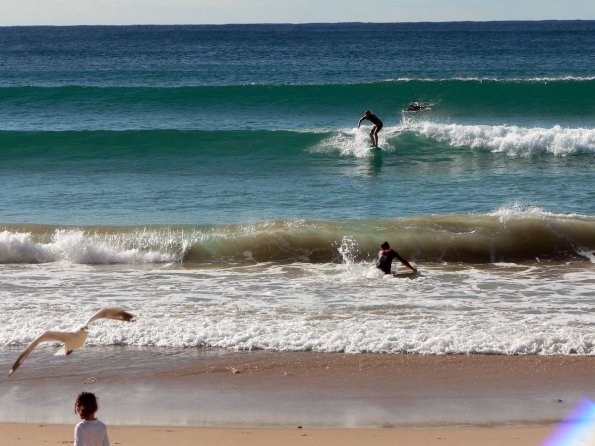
[
  {"x1": 407, "y1": 121, "x2": 595, "y2": 156},
  {"x1": 0, "y1": 259, "x2": 592, "y2": 356},
  {"x1": 575, "y1": 246, "x2": 595, "y2": 263},
  {"x1": 382, "y1": 76, "x2": 595, "y2": 82},
  {"x1": 0, "y1": 229, "x2": 181, "y2": 264},
  {"x1": 488, "y1": 202, "x2": 584, "y2": 222},
  {"x1": 309, "y1": 126, "x2": 401, "y2": 158}
]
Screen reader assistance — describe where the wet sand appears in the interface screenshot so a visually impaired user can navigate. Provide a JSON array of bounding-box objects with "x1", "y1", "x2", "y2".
[
  {"x1": 0, "y1": 423, "x2": 557, "y2": 446},
  {"x1": 0, "y1": 350, "x2": 593, "y2": 444}
]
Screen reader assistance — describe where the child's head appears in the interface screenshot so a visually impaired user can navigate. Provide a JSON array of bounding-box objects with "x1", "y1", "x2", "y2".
[{"x1": 74, "y1": 392, "x2": 99, "y2": 420}]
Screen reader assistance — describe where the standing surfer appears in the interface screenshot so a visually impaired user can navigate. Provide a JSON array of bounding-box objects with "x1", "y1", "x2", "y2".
[{"x1": 357, "y1": 110, "x2": 383, "y2": 148}]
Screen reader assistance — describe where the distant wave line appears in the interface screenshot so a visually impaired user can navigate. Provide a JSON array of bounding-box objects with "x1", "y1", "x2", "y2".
[{"x1": 2, "y1": 76, "x2": 595, "y2": 89}]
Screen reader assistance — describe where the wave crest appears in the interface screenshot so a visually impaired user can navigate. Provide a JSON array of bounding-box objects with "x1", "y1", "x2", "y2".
[
  {"x1": 1, "y1": 211, "x2": 593, "y2": 265},
  {"x1": 0, "y1": 229, "x2": 182, "y2": 264},
  {"x1": 407, "y1": 122, "x2": 595, "y2": 156}
]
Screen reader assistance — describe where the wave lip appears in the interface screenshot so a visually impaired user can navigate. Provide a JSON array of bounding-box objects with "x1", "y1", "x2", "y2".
[
  {"x1": 1, "y1": 210, "x2": 593, "y2": 265},
  {"x1": 0, "y1": 229, "x2": 182, "y2": 265},
  {"x1": 406, "y1": 121, "x2": 595, "y2": 156}
]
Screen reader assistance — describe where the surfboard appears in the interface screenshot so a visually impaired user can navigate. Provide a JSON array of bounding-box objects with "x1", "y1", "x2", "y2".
[{"x1": 393, "y1": 270, "x2": 419, "y2": 279}]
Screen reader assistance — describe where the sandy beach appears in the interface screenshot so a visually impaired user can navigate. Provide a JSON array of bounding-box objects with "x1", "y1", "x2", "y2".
[
  {"x1": 1, "y1": 350, "x2": 593, "y2": 445},
  {"x1": 0, "y1": 423, "x2": 557, "y2": 446}
]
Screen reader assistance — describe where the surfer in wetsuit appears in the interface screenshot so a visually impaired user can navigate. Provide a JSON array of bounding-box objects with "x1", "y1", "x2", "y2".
[
  {"x1": 377, "y1": 241, "x2": 417, "y2": 275},
  {"x1": 406, "y1": 102, "x2": 425, "y2": 112},
  {"x1": 357, "y1": 110, "x2": 383, "y2": 148}
]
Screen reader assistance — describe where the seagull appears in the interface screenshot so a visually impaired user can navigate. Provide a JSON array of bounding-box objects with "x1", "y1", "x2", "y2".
[{"x1": 8, "y1": 307, "x2": 135, "y2": 377}]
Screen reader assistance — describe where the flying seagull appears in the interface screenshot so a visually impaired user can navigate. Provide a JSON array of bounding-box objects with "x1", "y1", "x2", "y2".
[{"x1": 8, "y1": 307, "x2": 135, "y2": 377}]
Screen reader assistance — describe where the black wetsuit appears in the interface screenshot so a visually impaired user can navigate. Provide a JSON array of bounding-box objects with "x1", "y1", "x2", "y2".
[
  {"x1": 376, "y1": 249, "x2": 405, "y2": 274},
  {"x1": 407, "y1": 103, "x2": 425, "y2": 112},
  {"x1": 366, "y1": 114, "x2": 383, "y2": 130}
]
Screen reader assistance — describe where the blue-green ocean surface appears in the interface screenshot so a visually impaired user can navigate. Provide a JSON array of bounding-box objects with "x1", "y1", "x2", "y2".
[{"x1": 0, "y1": 23, "x2": 593, "y2": 368}]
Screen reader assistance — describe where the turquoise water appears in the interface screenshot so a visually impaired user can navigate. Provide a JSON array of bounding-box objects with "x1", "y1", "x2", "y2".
[
  {"x1": 0, "y1": 127, "x2": 593, "y2": 227},
  {"x1": 0, "y1": 80, "x2": 594, "y2": 226},
  {"x1": 1, "y1": 23, "x2": 594, "y2": 229}
]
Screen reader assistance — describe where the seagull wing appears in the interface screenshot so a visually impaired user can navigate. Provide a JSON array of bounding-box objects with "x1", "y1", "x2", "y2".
[
  {"x1": 8, "y1": 331, "x2": 74, "y2": 377},
  {"x1": 85, "y1": 307, "x2": 135, "y2": 326}
]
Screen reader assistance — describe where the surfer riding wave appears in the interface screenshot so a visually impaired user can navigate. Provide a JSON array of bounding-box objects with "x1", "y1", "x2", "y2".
[{"x1": 357, "y1": 110, "x2": 383, "y2": 148}]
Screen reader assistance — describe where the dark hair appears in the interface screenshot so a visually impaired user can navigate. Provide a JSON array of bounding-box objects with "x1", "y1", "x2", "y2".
[
  {"x1": 381, "y1": 241, "x2": 390, "y2": 249},
  {"x1": 74, "y1": 392, "x2": 98, "y2": 419}
]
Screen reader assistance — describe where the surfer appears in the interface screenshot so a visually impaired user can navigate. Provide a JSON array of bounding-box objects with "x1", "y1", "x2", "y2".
[
  {"x1": 357, "y1": 110, "x2": 383, "y2": 148},
  {"x1": 376, "y1": 241, "x2": 417, "y2": 275},
  {"x1": 406, "y1": 102, "x2": 426, "y2": 112}
]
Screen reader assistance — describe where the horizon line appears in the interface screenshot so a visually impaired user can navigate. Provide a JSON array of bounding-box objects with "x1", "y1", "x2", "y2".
[{"x1": 1, "y1": 19, "x2": 593, "y2": 28}]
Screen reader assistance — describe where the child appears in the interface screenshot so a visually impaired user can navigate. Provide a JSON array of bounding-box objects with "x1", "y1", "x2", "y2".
[{"x1": 74, "y1": 392, "x2": 109, "y2": 446}]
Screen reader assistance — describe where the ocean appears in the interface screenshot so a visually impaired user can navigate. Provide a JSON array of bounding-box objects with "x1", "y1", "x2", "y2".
[{"x1": 0, "y1": 21, "x2": 594, "y2": 367}]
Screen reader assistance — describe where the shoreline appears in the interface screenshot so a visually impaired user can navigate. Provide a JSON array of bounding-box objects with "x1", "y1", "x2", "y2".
[
  {"x1": 1, "y1": 351, "x2": 594, "y2": 444},
  {"x1": 1, "y1": 350, "x2": 593, "y2": 428},
  {"x1": 0, "y1": 423, "x2": 560, "y2": 446}
]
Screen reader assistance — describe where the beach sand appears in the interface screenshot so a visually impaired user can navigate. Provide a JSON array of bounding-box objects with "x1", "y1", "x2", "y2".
[
  {"x1": 1, "y1": 351, "x2": 593, "y2": 445},
  {"x1": 0, "y1": 423, "x2": 556, "y2": 446}
]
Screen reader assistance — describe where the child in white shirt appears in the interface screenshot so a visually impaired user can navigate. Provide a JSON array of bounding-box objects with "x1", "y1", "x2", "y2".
[{"x1": 74, "y1": 392, "x2": 109, "y2": 446}]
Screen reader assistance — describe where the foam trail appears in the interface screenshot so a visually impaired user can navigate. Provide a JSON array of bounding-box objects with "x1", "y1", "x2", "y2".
[{"x1": 310, "y1": 126, "x2": 401, "y2": 158}]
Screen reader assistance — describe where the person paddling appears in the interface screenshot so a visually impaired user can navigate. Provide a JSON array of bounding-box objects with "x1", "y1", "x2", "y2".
[{"x1": 376, "y1": 241, "x2": 417, "y2": 275}]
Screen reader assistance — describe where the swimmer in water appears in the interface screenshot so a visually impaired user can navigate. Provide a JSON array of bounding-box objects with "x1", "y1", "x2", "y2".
[{"x1": 376, "y1": 241, "x2": 417, "y2": 275}]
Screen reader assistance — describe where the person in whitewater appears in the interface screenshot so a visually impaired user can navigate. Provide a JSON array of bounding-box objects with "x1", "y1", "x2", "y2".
[
  {"x1": 376, "y1": 241, "x2": 417, "y2": 275},
  {"x1": 357, "y1": 109, "x2": 383, "y2": 148},
  {"x1": 406, "y1": 102, "x2": 427, "y2": 112}
]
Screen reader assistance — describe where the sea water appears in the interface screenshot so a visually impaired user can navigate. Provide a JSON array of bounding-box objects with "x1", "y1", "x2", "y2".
[{"x1": 0, "y1": 22, "x2": 593, "y2": 362}]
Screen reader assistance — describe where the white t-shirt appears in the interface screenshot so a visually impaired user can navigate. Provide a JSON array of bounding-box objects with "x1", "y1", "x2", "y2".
[{"x1": 74, "y1": 419, "x2": 109, "y2": 446}]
